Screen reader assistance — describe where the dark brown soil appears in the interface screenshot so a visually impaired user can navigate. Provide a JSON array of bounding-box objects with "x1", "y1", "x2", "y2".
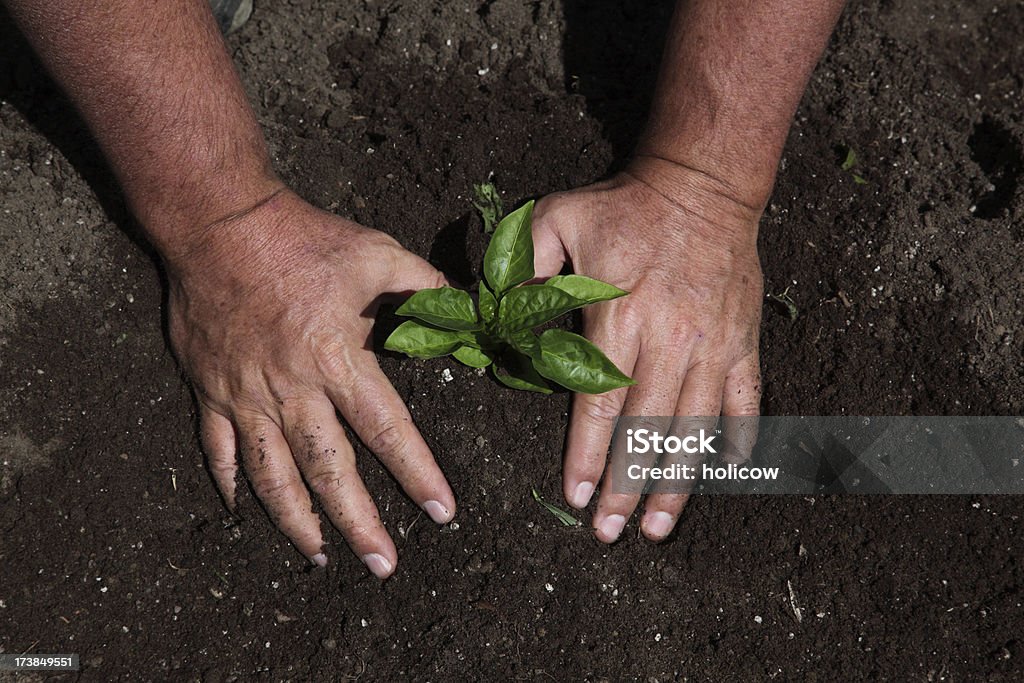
[{"x1": 2, "y1": 1, "x2": 1022, "y2": 680}]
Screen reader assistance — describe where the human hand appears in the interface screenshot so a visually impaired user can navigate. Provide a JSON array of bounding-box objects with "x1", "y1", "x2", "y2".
[
  {"x1": 164, "y1": 189, "x2": 456, "y2": 577},
  {"x1": 531, "y1": 157, "x2": 764, "y2": 543}
]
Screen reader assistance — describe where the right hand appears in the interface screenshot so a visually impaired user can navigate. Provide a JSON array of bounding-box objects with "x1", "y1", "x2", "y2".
[{"x1": 164, "y1": 189, "x2": 456, "y2": 578}]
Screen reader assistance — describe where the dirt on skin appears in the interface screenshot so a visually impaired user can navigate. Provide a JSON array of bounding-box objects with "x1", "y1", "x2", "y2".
[{"x1": 1, "y1": 1, "x2": 1022, "y2": 680}]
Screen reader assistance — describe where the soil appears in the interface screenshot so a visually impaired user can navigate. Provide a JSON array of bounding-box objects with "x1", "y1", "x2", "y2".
[{"x1": 1, "y1": 0, "x2": 1023, "y2": 680}]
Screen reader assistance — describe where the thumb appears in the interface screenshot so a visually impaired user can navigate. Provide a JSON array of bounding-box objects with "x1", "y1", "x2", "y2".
[
  {"x1": 531, "y1": 194, "x2": 570, "y2": 280},
  {"x1": 386, "y1": 249, "x2": 449, "y2": 295}
]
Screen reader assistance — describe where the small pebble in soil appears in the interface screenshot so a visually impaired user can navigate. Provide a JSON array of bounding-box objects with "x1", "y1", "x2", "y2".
[
  {"x1": 545, "y1": 583, "x2": 554, "y2": 592},
  {"x1": 441, "y1": 368, "x2": 453, "y2": 383},
  {"x1": 754, "y1": 615, "x2": 763, "y2": 624}
]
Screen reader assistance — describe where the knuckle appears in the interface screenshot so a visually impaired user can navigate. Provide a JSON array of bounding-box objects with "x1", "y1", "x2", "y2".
[
  {"x1": 366, "y1": 419, "x2": 409, "y2": 457},
  {"x1": 581, "y1": 392, "x2": 624, "y2": 425},
  {"x1": 208, "y1": 457, "x2": 236, "y2": 475},
  {"x1": 338, "y1": 516, "x2": 383, "y2": 545},
  {"x1": 307, "y1": 469, "x2": 345, "y2": 499},
  {"x1": 317, "y1": 340, "x2": 353, "y2": 380},
  {"x1": 255, "y1": 476, "x2": 292, "y2": 500},
  {"x1": 614, "y1": 299, "x2": 647, "y2": 331}
]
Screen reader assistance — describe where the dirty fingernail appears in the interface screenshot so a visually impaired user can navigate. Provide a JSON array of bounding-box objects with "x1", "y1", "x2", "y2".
[
  {"x1": 597, "y1": 514, "x2": 626, "y2": 542},
  {"x1": 643, "y1": 511, "x2": 675, "y2": 540},
  {"x1": 571, "y1": 481, "x2": 594, "y2": 508},
  {"x1": 310, "y1": 553, "x2": 328, "y2": 568},
  {"x1": 423, "y1": 500, "x2": 452, "y2": 524},
  {"x1": 361, "y1": 553, "x2": 393, "y2": 579}
]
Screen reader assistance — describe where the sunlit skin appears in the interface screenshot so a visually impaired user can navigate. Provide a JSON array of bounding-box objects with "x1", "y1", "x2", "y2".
[{"x1": 4, "y1": 0, "x2": 845, "y2": 576}]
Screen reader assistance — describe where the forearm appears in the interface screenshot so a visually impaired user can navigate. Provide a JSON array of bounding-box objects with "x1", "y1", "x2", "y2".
[
  {"x1": 635, "y1": 0, "x2": 845, "y2": 211},
  {"x1": 3, "y1": 0, "x2": 281, "y2": 260}
]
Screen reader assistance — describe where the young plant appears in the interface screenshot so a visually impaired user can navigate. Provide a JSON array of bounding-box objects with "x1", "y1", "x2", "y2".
[{"x1": 384, "y1": 199, "x2": 635, "y2": 394}]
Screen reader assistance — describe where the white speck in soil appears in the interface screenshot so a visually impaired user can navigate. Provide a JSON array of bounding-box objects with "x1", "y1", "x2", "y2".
[
  {"x1": 441, "y1": 368, "x2": 454, "y2": 383},
  {"x1": 545, "y1": 583, "x2": 554, "y2": 593},
  {"x1": 754, "y1": 615, "x2": 763, "y2": 624}
]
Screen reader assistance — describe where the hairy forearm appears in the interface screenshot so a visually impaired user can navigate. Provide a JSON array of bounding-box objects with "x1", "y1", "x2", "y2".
[
  {"x1": 4, "y1": 0, "x2": 281, "y2": 259},
  {"x1": 636, "y1": 0, "x2": 845, "y2": 211}
]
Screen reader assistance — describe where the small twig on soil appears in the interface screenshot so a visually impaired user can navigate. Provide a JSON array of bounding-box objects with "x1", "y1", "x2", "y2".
[
  {"x1": 167, "y1": 559, "x2": 192, "y2": 571},
  {"x1": 787, "y1": 579, "x2": 804, "y2": 624},
  {"x1": 400, "y1": 511, "x2": 423, "y2": 544}
]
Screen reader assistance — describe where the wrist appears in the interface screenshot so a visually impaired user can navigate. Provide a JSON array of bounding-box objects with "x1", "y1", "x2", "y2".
[
  {"x1": 628, "y1": 143, "x2": 776, "y2": 212},
  {"x1": 143, "y1": 173, "x2": 288, "y2": 270},
  {"x1": 622, "y1": 154, "x2": 764, "y2": 246}
]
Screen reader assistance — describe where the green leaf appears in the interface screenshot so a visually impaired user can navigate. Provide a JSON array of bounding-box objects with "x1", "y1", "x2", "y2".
[
  {"x1": 484, "y1": 200, "x2": 535, "y2": 296},
  {"x1": 507, "y1": 329, "x2": 540, "y2": 357},
  {"x1": 841, "y1": 147, "x2": 857, "y2": 171},
  {"x1": 472, "y1": 182, "x2": 504, "y2": 234},
  {"x1": 478, "y1": 282, "x2": 497, "y2": 323},
  {"x1": 395, "y1": 286, "x2": 479, "y2": 331},
  {"x1": 532, "y1": 329, "x2": 634, "y2": 394},
  {"x1": 453, "y1": 345, "x2": 494, "y2": 368},
  {"x1": 531, "y1": 488, "x2": 581, "y2": 527},
  {"x1": 492, "y1": 351, "x2": 552, "y2": 394},
  {"x1": 545, "y1": 274, "x2": 627, "y2": 305},
  {"x1": 498, "y1": 284, "x2": 584, "y2": 332},
  {"x1": 384, "y1": 321, "x2": 464, "y2": 358}
]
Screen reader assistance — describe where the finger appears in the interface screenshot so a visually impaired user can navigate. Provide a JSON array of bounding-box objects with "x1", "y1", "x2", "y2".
[
  {"x1": 383, "y1": 246, "x2": 448, "y2": 294},
  {"x1": 562, "y1": 309, "x2": 640, "y2": 511},
  {"x1": 720, "y1": 352, "x2": 762, "y2": 464},
  {"x1": 200, "y1": 405, "x2": 238, "y2": 510},
  {"x1": 593, "y1": 336, "x2": 688, "y2": 543},
  {"x1": 531, "y1": 194, "x2": 571, "y2": 279},
  {"x1": 236, "y1": 414, "x2": 326, "y2": 567},
  {"x1": 641, "y1": 362, "x2": 725, "y2": 541},
  {"x1": 281, "y1": 399, "x2": 397, "y2": 579},
  {"x1": 328, "y1": 354, "x2": 456, "y2": 525}
]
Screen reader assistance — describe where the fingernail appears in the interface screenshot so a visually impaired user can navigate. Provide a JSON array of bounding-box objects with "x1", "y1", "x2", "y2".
[
  {"x1": 423, "y1": 500, "x2": 452, "y2": 524},
  {"x1": 643, "y1": 511, "x2": 675, "y2": 540},
  {"x1": 597, "y1": 514, "x2": 626, "y2": 542},
  {"x1": 361, "y1": 553, "x2": 393, "y2": 579},
  {"x1": 571, "y1": 481, "x2": 595, "y2": 508},
  {"x1": 310, "y1": 553, "x2": 328, "y2": 568}
]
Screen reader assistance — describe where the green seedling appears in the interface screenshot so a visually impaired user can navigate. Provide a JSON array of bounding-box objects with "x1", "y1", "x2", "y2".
[
  {"x1": 840, "y1": 146, "x2": 868, "y2": 185},
  {"x1": 767, "y1": 286, "x2": 799, "y2": 321},
  {"x1": 472, "y1": 182, "x2": 503, "y2": 234},
  {"x1": 384, "y1": 198, "x2": 635, "y2": 394},
  {"x1": 531, "y1": 488, "x2": 581, "y2": 527}
]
